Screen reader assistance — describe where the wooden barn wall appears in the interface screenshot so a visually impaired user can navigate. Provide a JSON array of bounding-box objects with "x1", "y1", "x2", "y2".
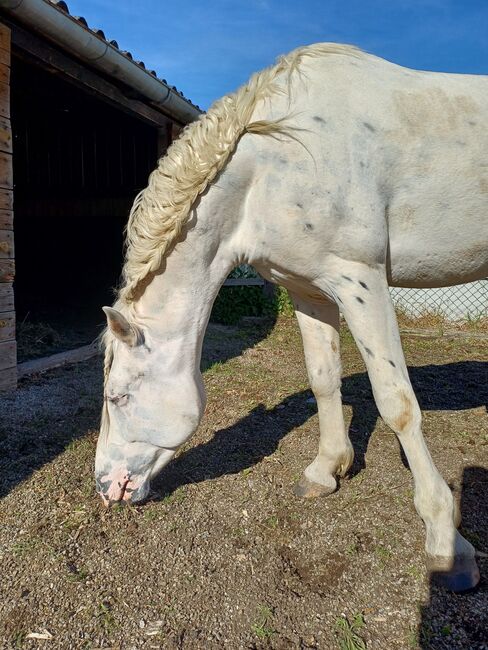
[{"x1": 0, "y1": 21, "x2": 15, "y2": 391}]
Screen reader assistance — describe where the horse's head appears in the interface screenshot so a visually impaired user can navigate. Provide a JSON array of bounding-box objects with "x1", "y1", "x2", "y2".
[{"x1": 95, "y1": 306, "x2": 205, "y2": 506}]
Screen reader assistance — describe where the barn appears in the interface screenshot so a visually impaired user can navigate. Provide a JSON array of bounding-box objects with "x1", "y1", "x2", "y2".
[{"x1": 0, "y1": 0, "x2": 201, "y2": 390}]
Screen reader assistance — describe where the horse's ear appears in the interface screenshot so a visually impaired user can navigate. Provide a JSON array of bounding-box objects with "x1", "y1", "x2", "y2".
[{"x1": 103, "y1": 307, "x2": 139, "y2": 347}]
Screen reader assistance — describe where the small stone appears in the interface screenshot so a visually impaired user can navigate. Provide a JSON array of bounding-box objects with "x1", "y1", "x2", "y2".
[{"x1": 139, "y1": 619, "x2": 146, "y2": 628}]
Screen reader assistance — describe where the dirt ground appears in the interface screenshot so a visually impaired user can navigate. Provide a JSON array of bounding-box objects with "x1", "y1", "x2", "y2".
[{"x1": 0, "y1": 317, "x2": 486, "y2": 650}]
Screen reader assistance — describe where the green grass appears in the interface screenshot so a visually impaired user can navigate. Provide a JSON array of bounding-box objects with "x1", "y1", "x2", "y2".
[
  {"x1": 251, "y1": 605, "x2": 276, "y2": 640},
  {"x1": 335, "y1": 613, "x2": 367, "y2": 650}
]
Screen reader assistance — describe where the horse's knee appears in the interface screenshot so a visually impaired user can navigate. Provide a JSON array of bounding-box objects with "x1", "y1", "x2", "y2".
[
  {"x1": 377, "y1": 386, "x2": 421, "y2": 435},
  {"x1": 309, "y1": 364, "x2": 342, "y2": 400}
]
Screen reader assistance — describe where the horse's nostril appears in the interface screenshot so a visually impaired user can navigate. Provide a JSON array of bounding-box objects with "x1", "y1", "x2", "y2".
[{"x1": 107, "y1": 393, "x2": 129, "y2": 406}]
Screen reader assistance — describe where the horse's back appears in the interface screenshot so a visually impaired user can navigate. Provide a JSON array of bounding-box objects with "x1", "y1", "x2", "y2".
[{"x1": 250, "y1": 49, "x2": 488, "y2": 287}]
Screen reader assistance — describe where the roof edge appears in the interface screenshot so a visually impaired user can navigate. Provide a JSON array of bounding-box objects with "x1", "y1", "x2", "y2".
[{"x1": 1, "y1": 0, "x2": 202, "y2": 124}]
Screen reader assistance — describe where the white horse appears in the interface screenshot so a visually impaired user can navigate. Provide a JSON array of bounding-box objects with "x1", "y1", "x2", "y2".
[{"x1": 96, "y1": 44, "x2": 487, "y2": 591}]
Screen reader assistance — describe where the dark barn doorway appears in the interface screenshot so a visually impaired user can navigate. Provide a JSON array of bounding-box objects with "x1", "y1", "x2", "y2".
[{"x1": 11, "y1": 56, "x2": 157, "y2": 361}]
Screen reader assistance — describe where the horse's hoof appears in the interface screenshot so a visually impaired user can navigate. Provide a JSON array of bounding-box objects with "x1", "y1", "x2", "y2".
[
  {"x1": 427, "y1": 554, "x2": 480, "y2": 592},
  {"x1": 293, "y1": 475, "x2": 336, "y2": 498}
]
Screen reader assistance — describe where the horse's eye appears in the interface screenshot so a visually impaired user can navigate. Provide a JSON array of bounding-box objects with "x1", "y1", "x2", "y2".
[{"x1": 107, "y1": 393, "x2": 129, "y2": 407}]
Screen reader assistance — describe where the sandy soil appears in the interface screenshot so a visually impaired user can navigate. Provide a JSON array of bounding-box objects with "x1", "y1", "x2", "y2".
[{"x1": 0, "y1": 318, "x2": 486, "y2": 650}]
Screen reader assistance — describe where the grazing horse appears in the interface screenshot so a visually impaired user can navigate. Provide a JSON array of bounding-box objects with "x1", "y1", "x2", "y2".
[{"x1": 96, "y1": 44, "x2": 487, "y2": 591}]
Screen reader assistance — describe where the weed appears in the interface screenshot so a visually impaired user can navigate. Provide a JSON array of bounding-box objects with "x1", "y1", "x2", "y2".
[
  {"x1": 345, "y1": 542, "x2": 359, "y2": 557},
  {"x1": 265, "y1": 515, "x2": 279, "y2": 529},
  {"x1": 11, "y1": 538, "x2": 39, "y2": 557},
  {"x1": 406, "y1": 565, "x2": 422, "y2": 580},
  {"x1": 335, "y1": 613, "x2": 367, "y2": 650},
  {"x1": 441, "y1": 625, "x2": 452, "y2": 637},
  {"x1": 251, "y1": 605, "x2": 275, "y2": 640},
  {"x1": 67, "y1": 566, "x2": 89, "y2": 582},
  {"x1": 143, "y1": 508, "x2": 159, "y2": 522},
  {"x1": 375, "y1": 545, "x2": 392, "y2": 567},
  {"x1": 97, "y1": 601, "x2": 115, "y2": 632}
]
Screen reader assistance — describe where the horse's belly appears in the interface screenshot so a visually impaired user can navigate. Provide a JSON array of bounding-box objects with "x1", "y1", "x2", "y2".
[{"x1": 388, "y1": 221, "x2": 488, "y2": 288}]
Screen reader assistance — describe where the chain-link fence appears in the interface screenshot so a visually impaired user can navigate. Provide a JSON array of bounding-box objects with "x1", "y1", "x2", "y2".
[{"x1": 390, "y1": 279, "x2": 488, "y2": 321}]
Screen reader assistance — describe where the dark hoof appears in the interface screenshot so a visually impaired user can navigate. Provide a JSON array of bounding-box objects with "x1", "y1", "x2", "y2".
[
  {"x1": 427, "y1": 555, "x2": 480, "y2": 592},
  {"x1": 293, "y1": 475, "x2": 336, "y2": 498}
]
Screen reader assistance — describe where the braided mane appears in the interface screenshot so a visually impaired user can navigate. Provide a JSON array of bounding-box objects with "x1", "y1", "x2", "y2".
[
  {"x1": 117, "y1": 42, "x2": 362, "y2": 306},
  {"x1": 101, "y1": 43, "x2": 362, "y2": 389}
]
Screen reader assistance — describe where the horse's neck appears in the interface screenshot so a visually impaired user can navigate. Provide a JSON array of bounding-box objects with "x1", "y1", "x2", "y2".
[{"x1": 133, "y1": 158, "x2": 253, "y2": 351}]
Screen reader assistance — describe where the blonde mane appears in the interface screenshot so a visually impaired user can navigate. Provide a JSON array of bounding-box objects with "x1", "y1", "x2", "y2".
[
  {"x1": 102, "y1": 43, "x2": 362, "y2": 385},
  {"x1": 117, "y1": 42, "x2": 362, "y2": 306}
]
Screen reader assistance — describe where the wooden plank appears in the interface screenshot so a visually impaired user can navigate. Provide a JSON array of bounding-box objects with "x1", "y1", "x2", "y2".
[
  {"x1": 0, "y1": 339, "x2": 16, "y2": 371},
  {"x1": 17, "y1": 343, "x2": 99, "y2": 378},
  {"x1": 0, "y1": 310, "x2": 14, "y2": 341},
  {"x1": 0, "y1": 209, "x2": 12, "y2": 229},
  {"x1": 0, "y1": 259, "x2": 14, "y2": 282},
  {"x1": 11, "y1": 25, "x2": 170, "y2": 128},
  {"x1": 0, "y1": 118, "x2": 11, "y2": 153},
  {"x1": 0, "y1": 81, "x2": 9, "y2": 119},
  {"x1": 0, "y1": 283, "x2": 13, "y2": 312},
  {"x1": 0, "y1": 23, "x2": 11, "y2": 55},
  {"x1": 0, "y1": 366, "x2": 16, "y2": 391},
  {"x1": 223, "y1": 278, "x2": 265, "y2": 287},
  {"x1": 0, "y1": 49, "x2": 9, "y2": 67},
  {"x1": 0, "y1": 62, "x2": 9, "y2": 86},
  {"x1": 0, "y1": 189, "x2": 12, "y2": 211},
  {"x1": 0, "y1": 151, "x2": 12, "y2": 189},
  {"x1": 0, "y1": 229, "x2": 14, "y2": 258}
]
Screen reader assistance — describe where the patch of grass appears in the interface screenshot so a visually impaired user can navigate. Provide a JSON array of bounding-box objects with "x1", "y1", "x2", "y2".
[
  {"x1": 162, "y1": 487, "x2": 186, "y2": 505},
  {"x1": 345, "y1": 542, "x2": 359, "y2": 557},
  {"x1": 143, "y1": 508, "x2": 159, "y2": 522},
  {"x1": 265, "y1": 515, "x2": 279, "y2": 529},
  {"x1": 11, "y1": 538, "x2": 40, "y2": 557},
  {"x1": 406, "y1": 565, "x2": 422, "y2": 580},
  {"x1": 251, "y1": 605, "x2": 276, "y2": 640},
  {"x1": 67, "y1": 565, "x2": 89, "y2": 583},
  {"x1": 335, "y1": 613, "x2": 367, "y2": 650},
  {"x1": 375, "y1": 545, "x2": 392, "y2": 567},
  {"x1": 96, "y1": 601, "x2": 116, "y2": 632}
]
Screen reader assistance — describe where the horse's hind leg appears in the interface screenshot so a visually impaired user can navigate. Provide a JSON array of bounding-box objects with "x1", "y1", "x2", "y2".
[
  {"x1": 331, "y1": 261, "x2": 479, "y2": 591},
  {"x1": 290, "y1": 293, "x2": 353, "y2": 497}
]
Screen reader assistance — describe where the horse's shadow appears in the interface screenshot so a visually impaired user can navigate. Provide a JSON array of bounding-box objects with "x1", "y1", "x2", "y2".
[{"x1": 152, "y1": 360, "x2": 487, "y2": 497}]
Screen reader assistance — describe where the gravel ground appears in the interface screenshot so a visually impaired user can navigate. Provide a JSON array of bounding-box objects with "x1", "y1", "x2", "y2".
[{"x1": 0, "y1": 317, "x2": 486, "y2": 650}]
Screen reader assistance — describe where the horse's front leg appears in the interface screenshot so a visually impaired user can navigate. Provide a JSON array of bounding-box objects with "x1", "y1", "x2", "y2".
[{"x1": 290, "y1": 293, "x2": 354, "y2": 497}]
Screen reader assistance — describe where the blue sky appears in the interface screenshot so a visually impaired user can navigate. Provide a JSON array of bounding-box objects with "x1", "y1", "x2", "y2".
[{"x1": 67, "y1": 0, "x2": 488, "y2": 110}]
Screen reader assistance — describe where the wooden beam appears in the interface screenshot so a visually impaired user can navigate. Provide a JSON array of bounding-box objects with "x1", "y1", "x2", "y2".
[
  {"x1": 0, "y1": 61, "x2": 9, "y2": 85},
  {"x1": 0, "y1": 338, "x2": 15, "y2": 370},
  {"x1": 0, "y1": 208, "x2": 12, "y2": 229},
  {"x1": 17, "y1": 342, "x2": 99, "y2": 378},
  {"x1": 0, "y1": 117, "x2": 12, "y2": 153},
  {"x1": 0, "y1": 151, "x2": 12, "y2": 189},
  {"x1": 0, "y1": 366, "x2": 16, "y2": 391},
  {"x1": 0, "y1": 259, "x2": 14, "y2": 282},
  {"x1": 0, "y1": 283, "x2": 13, "y2": 311},
  {"x1": 0, "y1": 81, "x2": 9, "y2": 119},
  {"x1": 0, "y1": 23, "x2": 10, "y2": 54},
  {"x1": 0, "y1": 228, "x2": 14, "y2": 258},
  {"x1": 0, "y1": 310, "x2": 14, "y2": 341},
  {"x1": 0, "y1": 189, "x2": 12, "y2": 211},
  {"x1": 10, "y1": 22, "x2": 172, "y2": 129}
]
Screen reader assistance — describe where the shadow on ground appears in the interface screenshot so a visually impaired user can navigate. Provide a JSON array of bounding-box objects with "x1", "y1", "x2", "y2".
[
  {"x1": 419, "y1": 466, "x2": 488, "y2": 649},
  {"x1": 153, "y1": 361, "x2": 487, "y2": 496}
]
